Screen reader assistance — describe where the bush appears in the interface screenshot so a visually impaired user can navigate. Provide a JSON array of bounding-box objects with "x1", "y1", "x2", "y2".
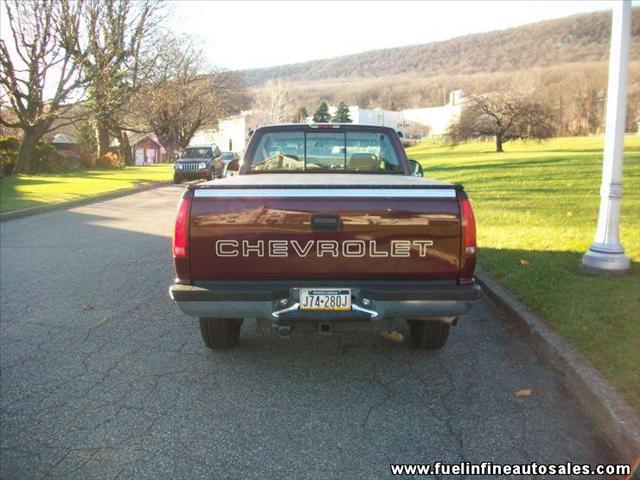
[
  {"x1": 0, "y1": 136, "x2": 20, "y2": 176},
  {"x1": 30, "y1": 143, "x2": 70, "y2": 173},
  {"x1": 98, "y1": 152, "x2": 124, "y2": 169},
  {"x1": 80, "y1": 152, "x2": 98, "y2": 169}
]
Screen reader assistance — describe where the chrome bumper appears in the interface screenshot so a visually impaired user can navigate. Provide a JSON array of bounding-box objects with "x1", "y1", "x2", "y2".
[{"x1": 169, "y1": 281, "x2": 480, "y2": 326}]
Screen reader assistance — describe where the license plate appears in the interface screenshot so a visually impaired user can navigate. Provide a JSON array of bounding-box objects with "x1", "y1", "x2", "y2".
[{"x1": 299, "y1": 289, "x2": 351, "y2": 311}]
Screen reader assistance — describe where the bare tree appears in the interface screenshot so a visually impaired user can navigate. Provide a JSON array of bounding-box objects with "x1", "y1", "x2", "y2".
[
  {"x1": 133, "y1": 33, "x2": 245, "y2": 160},
  {"x1": 0, "y1": 0, "x2": 85, "y2": 173},
  {"x1": 61, "y1": 0, "x2": 162, "y2": 164},
  {"x1": 253, "y1": 79, "x2": 292, "y2": 124},
  {"x1": 448, "y1": 93, "x2": 555, "y2": 152}
]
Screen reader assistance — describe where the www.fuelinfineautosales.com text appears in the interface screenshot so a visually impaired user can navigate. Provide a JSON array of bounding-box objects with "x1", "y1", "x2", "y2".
[{"x1": 390, "y1": 461, "x2": 631, "y2": 476}]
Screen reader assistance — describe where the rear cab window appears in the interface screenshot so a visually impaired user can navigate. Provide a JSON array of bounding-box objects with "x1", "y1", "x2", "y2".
[{"x1": 248, "y1": 129, "x2": 402, "y2": 173}]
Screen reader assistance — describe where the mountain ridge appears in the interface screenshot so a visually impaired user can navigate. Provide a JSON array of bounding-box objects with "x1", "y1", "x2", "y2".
[{"x1": 239, "y1": 9, "x2": 640, "y2": 87}]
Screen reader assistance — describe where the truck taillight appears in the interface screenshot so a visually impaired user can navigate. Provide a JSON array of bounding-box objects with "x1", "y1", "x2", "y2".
[
  {"x1": 173, "y1": 190, "x2": 193, "y2": 281},
  {"x1": 457, "y1": 190, "x2": 477, "y2": 284}
]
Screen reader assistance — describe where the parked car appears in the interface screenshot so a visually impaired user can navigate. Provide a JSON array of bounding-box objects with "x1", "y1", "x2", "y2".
[
  {"x1": 170, "y1": 124, "x2": 479, "y2": 350},
  {"x1": 213, "y1": 151, "x2": 240, "y2": 178},
  {"x1": 173, "y1": 144, "x2": 221, "y2": 183}
]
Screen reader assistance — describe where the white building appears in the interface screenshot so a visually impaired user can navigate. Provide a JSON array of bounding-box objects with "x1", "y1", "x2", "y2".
[
  {"x1": 190, "y1": 111, "x2": 258, "y2": 153},
  {"x1": 190, "y1": 91, "x2": 467, "y2": 152},
  {"x1": 326, "y1": 106, "x2": 405, "y2": 131},
  {"x1": 333, "y1": 90, "x2": 466, "y2": 137},
  {"x1": 403, "y1": 90, "x2": 467, "y2": 137}
]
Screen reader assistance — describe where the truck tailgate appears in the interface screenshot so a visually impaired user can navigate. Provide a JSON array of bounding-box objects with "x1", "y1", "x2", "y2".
[{"x1": 188, "y1": 185, "x2": 461, "y2": 281}]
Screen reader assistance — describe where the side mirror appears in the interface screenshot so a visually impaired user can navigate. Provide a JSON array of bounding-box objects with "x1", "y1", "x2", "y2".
[
  {"x1": 396, "y1": 131, "x2": 404, "y2": 138},
  {"x1": 408, "y1": 159, "x2": 423, "y2": 177},
  {"x1": 224, "y1": 159, "x2": 241, "y2": 177}
]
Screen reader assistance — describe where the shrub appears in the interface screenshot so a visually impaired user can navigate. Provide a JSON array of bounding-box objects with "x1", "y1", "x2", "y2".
[
  {"x1": 30, "y1": 143, "x2": 70, "y2": 173},
  {"x1": 98, "y1": 152, "x2": 124, "y2": 169},
  {"x1": 66, "y1": 156, "x2": 84, "y2": 171},
  {"x1": 80, "y1": 152, "x2": 98, "y2": 169},
  {"x1": 0, "y1": 136, "x2": 20, "y2": 176}
]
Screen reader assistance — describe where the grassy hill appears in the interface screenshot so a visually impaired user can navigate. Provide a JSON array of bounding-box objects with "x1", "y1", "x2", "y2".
[{"x1": 241, "y1": 9, "x2": 639, "y2": 87}]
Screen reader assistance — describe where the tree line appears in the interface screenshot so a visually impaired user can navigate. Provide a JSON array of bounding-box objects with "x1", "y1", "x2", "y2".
[
  {"x1": 255, "y1": 61, "x2": 638, "y2": 138},
  {"x1": 0, "y1": 0, "x2": 247, "y2": 174}
]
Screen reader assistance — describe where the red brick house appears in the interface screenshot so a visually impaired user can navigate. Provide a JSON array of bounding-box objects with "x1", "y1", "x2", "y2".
[{"x1": 131, "y1": 134, "x2": 167, "y2": 165}]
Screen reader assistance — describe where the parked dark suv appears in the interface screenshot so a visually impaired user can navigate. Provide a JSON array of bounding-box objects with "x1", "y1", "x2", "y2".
[{"x1": 173, "y1": 144, "x2": 221, "y2": 184}]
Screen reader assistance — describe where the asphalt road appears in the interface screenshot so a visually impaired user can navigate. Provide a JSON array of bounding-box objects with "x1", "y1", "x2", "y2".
[{"x1": 0, "y1": 185, "x2": 619, "y2": 479}]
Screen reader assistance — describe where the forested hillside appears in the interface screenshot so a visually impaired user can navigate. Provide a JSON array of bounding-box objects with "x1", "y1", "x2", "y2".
[
  {"x1": 242, "y1": 9, "x2": 640, "y2": 135},
  {"x1": 241, "y1": 9, "x2": 639, "y2": 86}
]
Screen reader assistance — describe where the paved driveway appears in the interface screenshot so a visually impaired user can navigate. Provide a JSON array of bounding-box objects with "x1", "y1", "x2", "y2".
[{"x1": 0, "y1": 186, "x2": 617, "y2": 479}]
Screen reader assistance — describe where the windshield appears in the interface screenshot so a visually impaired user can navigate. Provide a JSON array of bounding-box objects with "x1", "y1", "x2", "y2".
[
  {"x1": 183, "y1": 147, "x2": 213, "y2": 159},
  {"x1": 220, "y1": 153, "x2": 235, "y2": 160},
  {"x1": 248, "y1": 131, "x2": 402, "y2": 173}
]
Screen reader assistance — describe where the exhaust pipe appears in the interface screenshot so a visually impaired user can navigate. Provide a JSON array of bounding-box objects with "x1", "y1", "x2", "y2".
[{"x1": 277, "y1": 324, "x2": 290, "y2": 338}]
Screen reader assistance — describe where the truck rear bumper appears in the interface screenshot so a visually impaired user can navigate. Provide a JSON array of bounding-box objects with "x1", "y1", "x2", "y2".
[{"x1": 169, "y1": 280, "x2": 480, "y2": 324}]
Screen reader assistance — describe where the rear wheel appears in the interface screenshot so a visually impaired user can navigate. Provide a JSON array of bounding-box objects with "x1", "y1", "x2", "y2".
[
  {"x1": 199, "y1": 318, "x2": 243, "y2": 349},
  {"x1": 173, "y1": 174, "x2": 182, "y2": 184},
  {"x1": 407, "y1": 319, "x2": 450, "y2": 350}
]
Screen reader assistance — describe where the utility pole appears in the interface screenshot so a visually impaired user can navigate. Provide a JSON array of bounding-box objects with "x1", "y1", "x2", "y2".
[{"x1": 581, "y1": 0, "x2": 631, "y2": 274}]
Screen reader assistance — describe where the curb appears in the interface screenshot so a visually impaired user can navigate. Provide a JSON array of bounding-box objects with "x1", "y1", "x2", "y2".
[
  {"x1": 0, "y1": 181, "x2": 172, "y2": 222},
  {"x1": 476, "y1": 267, "x2": 640, "y2": 463}
]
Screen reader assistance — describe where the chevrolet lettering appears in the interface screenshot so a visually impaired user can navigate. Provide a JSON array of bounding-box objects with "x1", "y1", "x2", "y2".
[
  {"x1": 214, "y1": 240, "x2": 435, "y2": 258},
  {"x1": 169, "y1": 124, "x2": 479, "y2": 350}
]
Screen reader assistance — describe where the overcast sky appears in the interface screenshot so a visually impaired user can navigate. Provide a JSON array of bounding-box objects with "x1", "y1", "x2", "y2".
[{"x1": 170, "y1": 0, "x2": 624, "y2": 71}]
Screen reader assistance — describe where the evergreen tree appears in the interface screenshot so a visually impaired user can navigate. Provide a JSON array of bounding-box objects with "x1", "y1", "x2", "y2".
[
  {"x1": 312, "y1": 101, "x2": 331, "y2": 123},
  {"x1": 332, "y1": 101, "x2": 352, "y2": 123},
  {"x1": 293, "y1": 106, "x2": 309, "y2": 123}
]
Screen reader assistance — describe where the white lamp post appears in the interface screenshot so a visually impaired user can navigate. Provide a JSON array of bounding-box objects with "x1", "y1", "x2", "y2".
[{"x1": 581, "y1": 0, "x2": 632, "y2": 273}]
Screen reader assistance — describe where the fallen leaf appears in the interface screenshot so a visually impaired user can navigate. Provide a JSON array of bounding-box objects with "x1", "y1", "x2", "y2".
[
  {"x1": 379, "y1": 331, "x2": 404, "y2": 343},
  {"x1": 83, "y1": 304, "x2": 93, "y2": 311},
  {"x1": 519, "y1": 259, "x2": 530, "y2": 266},
  {"x1": 514, "y1": 389, "x2": 533, "y2": 397}
]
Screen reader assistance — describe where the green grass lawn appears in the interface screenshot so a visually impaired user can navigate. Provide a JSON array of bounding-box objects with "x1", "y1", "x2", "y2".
[
  {"x1": 407, "y1": 136, "x2": 640, "y2": 410},
  {"x1": 0, "y1": 164, "x2": 174, "y2": 213}
]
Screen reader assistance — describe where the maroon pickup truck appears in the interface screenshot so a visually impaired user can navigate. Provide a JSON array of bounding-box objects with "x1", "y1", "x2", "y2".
[{"x1": 169, "y1": 124, "x2": 479, "y2": 350}]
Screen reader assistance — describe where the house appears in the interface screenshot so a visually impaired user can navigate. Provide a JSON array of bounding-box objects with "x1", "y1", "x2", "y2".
[
  {"x1": 121, "y1": 134, "x2": 167, "y2": 165},
  {"x1": 50, "y1": 133, "x2": 80, "y2": 158}
]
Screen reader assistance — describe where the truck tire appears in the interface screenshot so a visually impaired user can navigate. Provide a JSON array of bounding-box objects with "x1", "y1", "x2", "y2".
[
  {"x1": 173, "y1": 174, "x2": 182, "y2": 184},
  {"x1": 407, "y1": 319, "x2": 450, "y2": 350},
  {"x1": 199, "y1": 318, "x2": 243, "y2": 349}
]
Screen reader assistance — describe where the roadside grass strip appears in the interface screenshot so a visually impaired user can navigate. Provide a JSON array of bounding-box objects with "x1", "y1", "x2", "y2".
[
  {"x1": 0, "y1": 164, "x2": 174, "y2": 213},
  {"x1": 407, "y1": 136, "x2": 640, "y2": 411}
]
